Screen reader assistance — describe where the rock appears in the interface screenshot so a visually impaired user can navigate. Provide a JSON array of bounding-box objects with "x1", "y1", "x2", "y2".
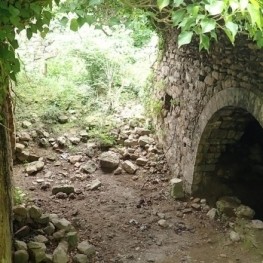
[
  {"x1": 27, "y1": 241, "x2": 46, "y2": 263},
  {"x1": 57, "y1": 136, "x2": 67, "y2": 147},
  {"x1": 25, "y1": 161, "x2": 45, "y2": 175},
  {"x1": 15, "y1": 226, "x2": 30, "y2": 238},
  {"x1": 99, "y1": 151, "x2": 120, "y2": 171},
  {"x1": 73, "y1": 254, "x2": 88, "y2": 263},
  {"x1": 68, "y1": 155, "x2": 82, "y2": 164},
  {"x1": 77, "y1": 241, "x2": 96, "y2": 257},
  {"x1": 138, "y1": 136, "x2": 154, "y2": 146},
  {"x1": 22, "y1": 120, "x2": 32, "y2": 128},
  {"x1": 80, "y1": 131, "x2": 89, "y2": 142},
  {"x1": 158, "y1": 219, "x2": 168, "y2": 228},
  {"x1": 191, "y1": 203, "x2": 201, "y2": 210},
  {"x1": 15, "y1": 143, "x2": 25, "y2": 153},
  {"x1": 136, "y1": 158, "x2": 148, "y2": 166},
  {"x1": 134, "y1": 127, "x2": 151, "y2": 136},
  {"x1": 87, "y1": 179, "x2": 102, "y2": 190},
  {"x1": 56, "y1": 192, "x2": 68, "y2": 199},
  {"x1": 122, "y1": 160, "x2": 138, "y2": 174},
  {"x1": 124, "y1": 139, "x2": 138, "y2": 147},
  {"x1": 28, "y1": 153, "x2": 40, "y2": 162},
  {"x1": 170, "y1": 178, "x2": 184, "y2": 199},
  {"x1": 113, "y1": 167, "x2": 122, "y2": 175},
  {"x1": 16, "y1": 150, "x2": 30, "y2": 162},
  {"x1": 81, "y1": 160, "x2": 97, "y2": 174},
  {"x1": 13, "y1": 205, "x2": 28, "y2": 219},
  {"x1": 58, "y1": 115, "x2": 68, "y2": 124},
  {"x1": 53, "y1": 230, "x2": 66, "y2": 241},
  {"x1": 52, "y1": 185, "x2": 75, "y2": 195},
  {"x1": 69, "y1": 137, "x2": 81, "y2": 145},
  {"x1": 44, "y1": 223, "x2": 56, "y2": 235},
  {"x1": 34, "y1": 214, "x2": 50, "y2": 225},
  {"x1": 14, "y1": 240, "x2": 27, "y2": 251},
  {"x1": 250, "y1": 219, "x2": 263, "y2": 229},
  {"x1": 43, "y1": 254, "x2": 53, "y2": 263},
  {"x1": 39, "y1": 138, "x2": 49, "y2": 148},
  {"x1": 14, "y1": 250, "x2": 29, "y2": 263},
  {"x1": 53, "y1": 241, "x2": 68, "y2": 263},
  {"x1": 229, "y1": 231, "x2": 240, "y2": 242},
  {"x1": 19, "y1": 132, "x2": 32, "y2": 141},
  {"x1": 216, "y1": 196, "x2": 241, "y2": 217},
  {"x1": 206, "y1": 208, "x2": 217, "y2": 220},
  {"x1": 66, "y1": 231, "x2": 78, "y2": 248},
  {"x1": 28, "y1": 205, "x2": 42, "y2": 219},
  {"x1": 85, "y1": 147, "x2": 95, "y2": 158},
  {"x1": 235, "y1": 205, "x2": 255, "y2": 219},
  {"x1": 52, "y1": 218, "x2": 71, "y2": 231},
  {"x1": 34, "y1": 235, "x2": 48, "y2": 244}
]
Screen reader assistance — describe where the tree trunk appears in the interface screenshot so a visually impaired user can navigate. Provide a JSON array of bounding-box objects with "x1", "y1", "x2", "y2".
[{"x1": 0, "y1": 90, "x2": 13, "y2": 263}]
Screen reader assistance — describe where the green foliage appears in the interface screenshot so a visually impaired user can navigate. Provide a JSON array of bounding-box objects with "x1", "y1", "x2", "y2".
[{"x1": 13, "y1": 187, "x2": 26, "y2": 205}]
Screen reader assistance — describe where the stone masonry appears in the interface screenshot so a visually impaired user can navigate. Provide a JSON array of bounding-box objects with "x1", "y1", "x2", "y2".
[{"x1": 155, "y1": 30, "x2": 263, "y2": 196}]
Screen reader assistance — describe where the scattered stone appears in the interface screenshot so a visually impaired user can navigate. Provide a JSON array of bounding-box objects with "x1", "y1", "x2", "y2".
[
  {"x1": 158, "y1": 219, "x2": 168, "y2": 228},
  {"x1": 39, "y1": 138, "x2": 49, "y2": 148},
  {"x1": 52, "y1": 185, "x2": 75, "y2": 195},
  {"x1": 170, "y1": 178, "x2": 184, "y2": 199},
  {"x1": 73, "y1": 254, "x2": 88, "y2": 263},
  {"x1": 235, "y1": 205, "x2": 255, "y2": 219},
  {"x1": 14, "y1": 240, "x2": 27, "y2": 251},
  {"x1": 53, "y1": 230, "x2": 66, "y2": 241},
  {"x1": 27, "y1": 241, "x2": 46, "y2": 263},
  {"x1": 66, "y1": 231, "x2": 78, "y2": 248},
  {"x1": 56, "y1": 192, "x2": 68, "y2": 199},
  {"x1": 22, "y1": 120, "x2": 32, "y2": 128},
  {"x1": 52, "y1": 218, "x2": 71, "y2": 231},
  {"x1": 28, "y1": 205, "x2": 42, "y2": 219},
  {"x1": 134, "y1": 127, "x2": 151, "y2": 136},
  {"x1": 80, "y1": 131, "x2": 89, "y2": 142},
  {"x1": 157, "y1": 212, "x2": 165, "y2": 219},
  {"x1": 124, "y1": 139, "x2": 138, "y2": 147},
  {"x1": 77, "y1": 241, "x2": 96, "y2": 257},
  {"x1": 87, "y1": 179, "x2": 102, "y2": 190},
  {"x1": 44, "y1": 223, "x2": 56, "y2": 235},
  {"x1": 216, "y1": 196, "x2": 241, "y2": 217},
  {"x1": 136, "y1": 157, "x2": 148, "y2": 166},
  {"x1": 69, "y1": 137, "x2": 81, "y2": 145},
  {"x1": 68, "y1": 155, "x2": 82, "y2": 164},
  {"x1": 191, "y1": 203, "x2": 201, "y2": 210},
  {"x1": 57, "y1": 136, "x2": 67, "y2": 147},
  {"x1": 138, "y1": 135, "x2": 154, "y2": 146},
  {"x1": 122, "y1": 160, "x2": 138, "y2": 174},
  {"x1": 99, "y1": 151, "x2": 120, "y2": 171},
  {"x1": 113, "y1": 167, "x2": 122, "y2": 175},
  {"x1": 19, "y1": 132, "x2": 32, "y2": 141},
  {"x1": 25, "y1": 161, "x2": 45, "y2": 175},
  {"x1": 34, "y1": 235, "x2": 49, "y2": 244},
  {"x1": 81, "y1": 160, "x2": 97, "y2": 174},
  {"x1": 14, "y1": 250, "x2": 29, "y2": 263},
  {"x1": 207, "y1": 208, "x2": 217, "y2": 220},
  {"x1": 15, "y1": 143, "x2": 25, "y2": 153},
  {"x1": 58, "y1": 115, "x2": 68, "y2": 124},
  {"x1": 229, "y1": 231, "x2": 240, "y2": 242},
  {"x1": 53, "y1": 241, "x2": 68, "y2": 263},
  {"x1": 13, "y1": 205, "x2": 28, "y2": 219},
  {"x1": 250, "y1": 219, "x2": 263, "y2": 230}
]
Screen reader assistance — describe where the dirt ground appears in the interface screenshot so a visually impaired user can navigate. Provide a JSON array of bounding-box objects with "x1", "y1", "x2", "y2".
[{"x1": 14, "y1": 142, "x2": 263, "y2": 263}]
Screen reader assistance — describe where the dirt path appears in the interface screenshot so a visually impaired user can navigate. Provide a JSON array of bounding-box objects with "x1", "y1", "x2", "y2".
[{"x1": 13, "y1": 144, "x2": 263, "y2": 263}]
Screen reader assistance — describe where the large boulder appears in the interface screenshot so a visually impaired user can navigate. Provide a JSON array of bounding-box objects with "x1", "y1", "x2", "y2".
[{"x1": 99, "y1": 151, "x2": 120, "y2": 171}]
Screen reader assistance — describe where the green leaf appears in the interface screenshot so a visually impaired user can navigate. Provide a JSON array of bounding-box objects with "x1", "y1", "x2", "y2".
[
  {"x1": 10, "y1": 16, "x2": 20, "y2": 27},
  {"x1": 89, "y1": 0, "x2": 104, "y2": 6},
  {"x1": 187, "y1": 4, "x2": 200, "y2": 17},
  {"x1": 8, "y1": 6, "x2": 20, "y2": 16},
  {"x1": 229, "y1": 0, "x2": 239, "y2": 11},
  {"x1": 247, "y1": 3, "x2": 261, "y2": 29},
  {"x1": 70, "y1": 18, "x2": 79, "y2": 31},
  {"x1": 225, "y1": 21, "x2": 238, "y2": 42},
  {"x1": 240, "y1": 0, "x2": 248, "y2": 11},
  {"x1": 178, "y1": 31, "x2": 193, "y2": 47},
  {"x1": 172, "y1": 9, "x2": 186, "y2": 26},
  {"x1": 200, "y1": 18, "x2": 216, "y2": 33},
  {"x1": 157, "y1": 0, "x2": 170, "y2": 10},
  {"x1": 60, "y1": 16, "x2": 69, "y2": 27},
  {"x1": 205, "y1": 1, "x2": 225, "y2": 15},
  {"x1": 199, "y1": 34, "x2": 210, "y2": 51},
  {"x1": 26, "y1": 28, "x2": 33, "y2": 40},
  {"x1": 173, "y1": 0, "x2": 184, "y2": 7}
]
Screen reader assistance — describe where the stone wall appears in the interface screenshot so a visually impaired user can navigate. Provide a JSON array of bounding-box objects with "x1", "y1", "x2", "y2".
[{"x1": 155, "y1": 30, "x2": 263, "y2": 197}]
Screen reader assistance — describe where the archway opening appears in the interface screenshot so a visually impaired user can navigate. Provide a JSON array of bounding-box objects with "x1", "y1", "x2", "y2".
[{"x1": 193, "y1": 106, "x2": 263, "y2": 219}]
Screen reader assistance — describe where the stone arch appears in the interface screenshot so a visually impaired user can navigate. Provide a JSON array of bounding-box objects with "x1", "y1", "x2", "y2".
[{"x1": 184, "y1": 88, "x2": 263, "y2": 200}]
